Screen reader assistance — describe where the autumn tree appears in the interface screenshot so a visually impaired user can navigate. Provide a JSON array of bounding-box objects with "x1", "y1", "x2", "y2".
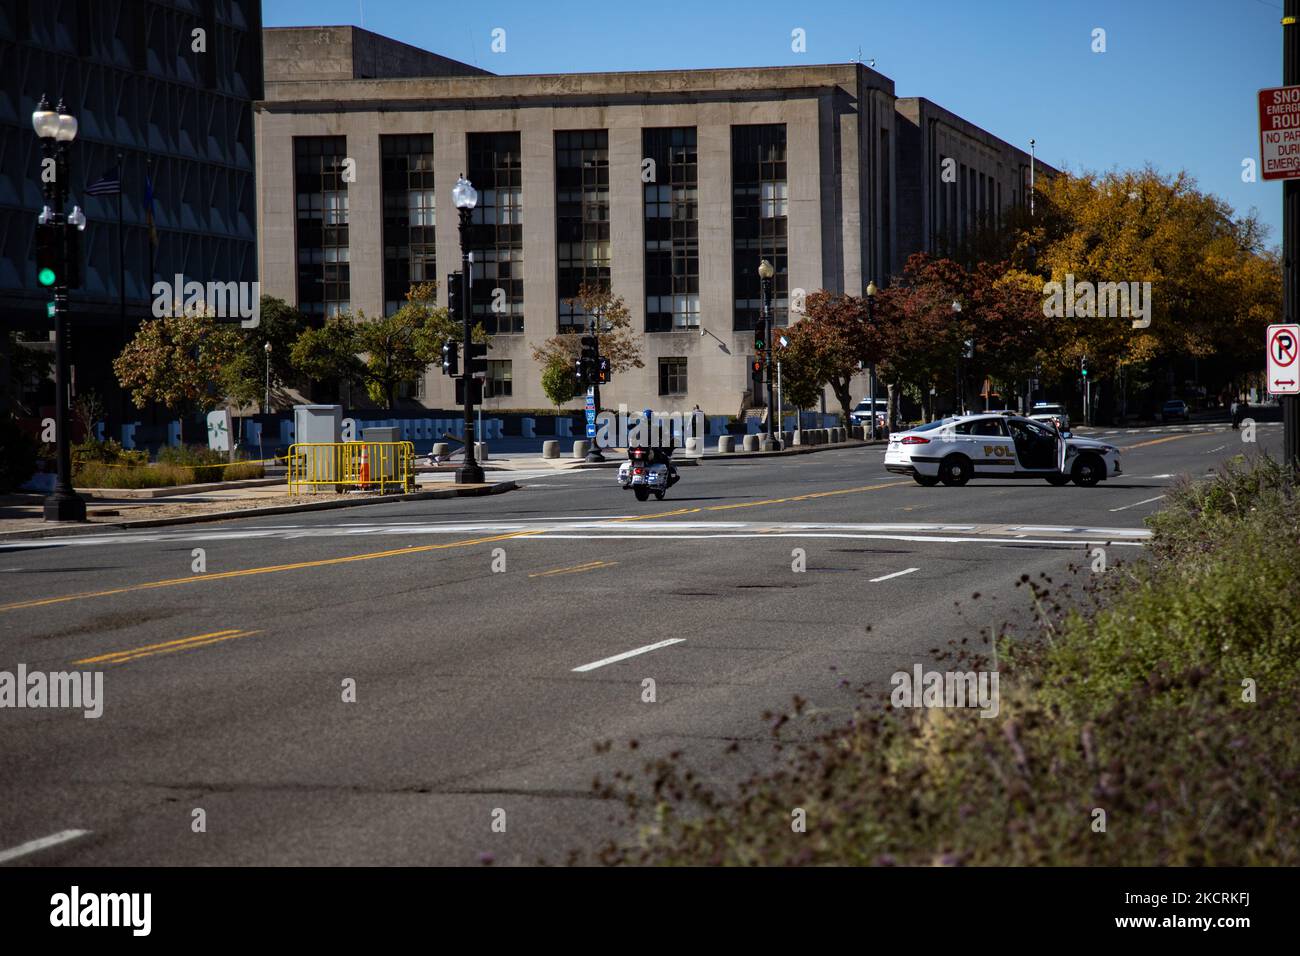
[
  {"x1": 530, "y1": 282, "x2": 643, "y2": 407},
  {"x1": 785, "y1": 290, "x2": 891, "y2": 424},
  {"x1": 113, "y1": 311, "x2": 241, "y2": 413}
]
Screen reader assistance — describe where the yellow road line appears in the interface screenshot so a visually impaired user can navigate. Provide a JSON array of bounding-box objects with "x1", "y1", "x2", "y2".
[
  {"x1": 77, "y1": 629, "x2": 261, "y2": 665},
  {"x1": 703, "y1": 481, "x2": 911, "y2": 511},
  {"x1": 605, "y1": 507, "x2": 701, "y2": 523},
  {"x1": 1, "y1": 530, "x2": 542, "y2": 614},
  {"x1": 1122, "y1": 434, "x2": 1195, "y2": 450},
  {"x1": 75, "y1": 629, "x2": 243, "y2": 663},
  {"x1": 528, "y1": 560, "x2": 618, "y2": 578}
]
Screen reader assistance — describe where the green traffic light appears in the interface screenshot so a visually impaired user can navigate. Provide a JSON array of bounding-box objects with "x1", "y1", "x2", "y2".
[{"x1": 38, "y1": 267, "x2": 56, "y2": 287}]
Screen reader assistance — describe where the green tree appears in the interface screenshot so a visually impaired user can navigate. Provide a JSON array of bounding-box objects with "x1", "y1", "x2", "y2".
[
  {"x1": 221, "y1": 296, "x2": 309, "y2": 411},
  {"x1": 290, "y1": 313, "x2": 365, "y2": 401},
  {"x1": 541, "y1": 355, "x2": 578, "y2": 408}
]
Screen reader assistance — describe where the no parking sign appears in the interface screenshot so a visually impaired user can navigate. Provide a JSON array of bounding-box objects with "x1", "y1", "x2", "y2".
[{"x1": 1267, "y1": 323, "x2": 1300, "y2": 395}]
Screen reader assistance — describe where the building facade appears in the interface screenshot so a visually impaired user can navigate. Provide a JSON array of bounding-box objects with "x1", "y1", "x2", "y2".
[
  {"x1": 0, "y1": 0, "x2": 263, "y2": 430},
  {"x1": 256, "y1": 26, "x2": 1052, "y2": 416}
]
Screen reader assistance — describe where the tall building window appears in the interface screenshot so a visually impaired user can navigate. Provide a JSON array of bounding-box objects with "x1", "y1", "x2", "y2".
[
  {"x1": 555, "y1": 130, "x2": 610, "y2": 330},
  {"x1": 643, "y1": 127, "x2": 699, "y2": 332},
  {"x1": 485, "y1": 359, "x2": 513, "y2": 398},
  {"x1": 658, "y1": 357, "x2": 688, "y2": 396},
  {"x1": 381, "y1": 134, "x2": 435, "y2": 316},
  {"x1": 732, "y1": 124, "x2": 788, "y2": 331},
  {"x1": 295, "y1": 136, "x2": 350, "y2": 318},
  {"x1": 467, "y1": 132, "x2": 523, "y2": 334}
]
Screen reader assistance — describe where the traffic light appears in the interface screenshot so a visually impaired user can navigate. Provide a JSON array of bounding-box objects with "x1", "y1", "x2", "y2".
[
  {"x1": 751, "y1": 359, "x2": 764, "y2": 373},
  {"x1": 596, "y1": 356, "x2": 611, "y2": 385},
  {"x1": 574, "y1": 357, "x2": 588, "y2": 389},
  {"x1": 447, "y1": 271, "x2": 464, "y2": 321},
  {"x1": 35, "y1": 222, "x2": 60, "y2": 288},
  {"x1": 754, "y1": 327, "x2": 766, "y2": 354},
  {"x1": 579, "y1": 334, "x2": 599, "y2": 388},
  {"x1": 441, "y1": 340, "x2": 459, "y2": 377},
  {"x1": 466, "y1": 341, "x2": 488, "y2": 378},
  {"x1": 1081, "y1": 356, "x2": 1089, "y2": 378}
]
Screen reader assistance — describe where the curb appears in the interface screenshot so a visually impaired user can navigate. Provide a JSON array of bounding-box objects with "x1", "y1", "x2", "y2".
[
  {"x1": 0, "y1": 481, "x2": 520, "y2": 541},
  {"x1": 702, "y1": 439, "x2": 884, "y2": 461},
  {"x1": 77, "y1": 477, "x2": 286, "y2": 499}
]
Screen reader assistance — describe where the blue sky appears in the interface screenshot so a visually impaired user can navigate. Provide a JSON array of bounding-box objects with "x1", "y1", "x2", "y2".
[{"x1": 264, "y1": 0, "x2": 1286, "y2": 246}]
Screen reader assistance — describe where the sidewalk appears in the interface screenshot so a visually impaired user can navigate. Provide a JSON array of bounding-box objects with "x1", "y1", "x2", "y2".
[{"x1": 0, "y1": 477, "x2": 518, "y2": 540}]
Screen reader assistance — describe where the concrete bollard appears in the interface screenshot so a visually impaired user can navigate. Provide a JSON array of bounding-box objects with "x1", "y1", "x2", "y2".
[
  {"x1": 685, "y1": 436, "x2": 702, "y2": 455},
  {"x1": 717, "y1": 436, "x2": 734, "y2": 453},
  {"x1": 432, "y1": 442, "x2": 450, "y2": 459},
  {"x1": 542, "y1": 440, "x2": 560, "y2": 459},
  {"x1": 573, "y1": 440, "x2": 591, "y2": 459},
  {"x1": 742, "y1": 434, "x2": 760, "y2": 452}
]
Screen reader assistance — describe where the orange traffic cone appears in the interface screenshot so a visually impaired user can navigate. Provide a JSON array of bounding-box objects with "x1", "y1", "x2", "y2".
[{"x1": 358, "y1": 444, "x2": 370, "y2": 487}]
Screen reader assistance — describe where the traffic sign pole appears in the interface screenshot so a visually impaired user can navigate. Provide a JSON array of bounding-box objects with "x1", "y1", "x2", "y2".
[{"x1": 1284, "y1": 2, "x2": 1300, "y2": 474}]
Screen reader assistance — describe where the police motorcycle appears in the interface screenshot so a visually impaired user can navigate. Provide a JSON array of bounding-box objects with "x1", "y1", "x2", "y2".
[{"x1": 617, "y1": 409, "x2": 681, "y2": 502}]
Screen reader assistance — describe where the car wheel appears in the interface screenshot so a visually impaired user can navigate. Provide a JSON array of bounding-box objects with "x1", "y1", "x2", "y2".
[
  {"x1": 1072, "y1": 454, "x2": 1103, "y2": 487},
  {"x1": 1045, "y1": 474, "x2": 1070, "y2": 486},
  {"x1": 653, "y1": 491, "x2": 665, "y2": 500},
  {"x1": 633, "y1": 487, "x2": 650, "y2": 502},
  {"x1": 912, "y1": 473, "x2": 940, "y2": 487},
  {"x1": 938, "y1": 455, "x2": 972, "y2": 487}
]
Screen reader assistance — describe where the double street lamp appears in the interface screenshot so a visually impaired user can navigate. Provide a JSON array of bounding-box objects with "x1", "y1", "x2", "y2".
[
  {"x1": 758, "y1": 258, "x2": 777, "y2": 451},
  {"x1": 452, "y1": 174, "x2": 485, "y2": 484},
  {"x1": 33, "y1": 95, "x2": 87, "y2": 522}
]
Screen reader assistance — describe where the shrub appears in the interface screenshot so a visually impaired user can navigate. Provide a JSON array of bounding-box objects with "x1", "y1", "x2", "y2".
[
  {"x1": 71, "y1": 439, "x2": 147, "y2": 469},
  {"x1": 220, "y1": 461, "x2": 265, "y2": 481},
  {"x1": 156, "y1": 443, "x2": 227, "y2": 468},
  {"x1": 74, "y1": 462, "x2": 195, "y2": 489}
]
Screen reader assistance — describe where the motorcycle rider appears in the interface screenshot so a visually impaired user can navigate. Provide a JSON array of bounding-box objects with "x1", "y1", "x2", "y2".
[{"x1": 643, "y1": 408, "x2": 680, "y2": 486}]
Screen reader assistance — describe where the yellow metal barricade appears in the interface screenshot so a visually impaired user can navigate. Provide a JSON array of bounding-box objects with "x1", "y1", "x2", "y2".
[{"x1": 287, "y1": 441, "x2": 415, "y2": 494}]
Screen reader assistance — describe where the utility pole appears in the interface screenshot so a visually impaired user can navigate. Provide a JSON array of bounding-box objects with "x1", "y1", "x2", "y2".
[{"x1": 1285, "y1": 0, "x2": 1300, "y2": 474}]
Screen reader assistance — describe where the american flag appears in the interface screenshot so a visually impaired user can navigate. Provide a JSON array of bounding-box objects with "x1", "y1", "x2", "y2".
[{"x1": 85, "y1": 168, "x2": 121, "y2": 196}]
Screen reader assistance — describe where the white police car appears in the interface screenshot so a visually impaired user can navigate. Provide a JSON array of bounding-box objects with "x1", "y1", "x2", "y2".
[{"x1": 884, "y1": 414, "x2": 1121, "y2": 487}]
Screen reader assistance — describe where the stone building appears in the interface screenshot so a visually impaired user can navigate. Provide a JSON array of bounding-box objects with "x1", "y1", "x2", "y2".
[{"x1": 256, "y1": 26, "x2": 1054, "y2": 416}]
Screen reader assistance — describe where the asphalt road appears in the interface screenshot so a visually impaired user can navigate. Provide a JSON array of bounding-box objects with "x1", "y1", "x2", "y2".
[{"x1": 0, "y1": 421, "x2": 1282, "y2": 865}]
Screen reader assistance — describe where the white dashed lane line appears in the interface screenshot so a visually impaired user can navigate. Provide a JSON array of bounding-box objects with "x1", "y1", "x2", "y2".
[
  {"x1": 1109, "y1": 495, "x2": 1167, "y2": 513},
  {"x1": 869, "y1": 567, "x2": 920, "y2": 583},
  {"x1": 573, "y1": 638, "x2": 686, "y2": 673},
  {"x1": 0, "y1": 829, "x2": 90, "y2": 864}
]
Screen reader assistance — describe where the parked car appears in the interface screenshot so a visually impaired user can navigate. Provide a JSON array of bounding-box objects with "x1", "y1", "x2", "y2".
[
  {"x1": 850, "y1": 398, "x2": 889, "y2": 433},
  {"x1": 1161, "y1": 399, "x2": 1190, "y2": 422},
  {"x1": 1031, "y1": 403, "x2": 1070, "y2": 430}
]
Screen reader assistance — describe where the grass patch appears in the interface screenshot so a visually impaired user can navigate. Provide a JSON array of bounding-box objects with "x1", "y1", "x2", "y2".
[{"x1": 588, "y1": 454, "x2": 1300, "y2": 866}]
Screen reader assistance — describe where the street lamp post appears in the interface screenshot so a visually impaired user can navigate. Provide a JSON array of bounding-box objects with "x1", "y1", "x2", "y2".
[
  {"x1": 865, "y1": 280, "x2": 878, "y2": 441},
  {"x1": 34, "y1": 96, "x2": 86, "y2": 522},
  {"x1": 585, "y1": 303, "x2": 605, "y2": 463},
  {"x1": 758, "y1": 259, "x2": 776, "y2": 451},
  {"x1": 453, "y1": 174, "x2": 485, "y2": 485},
  {"x1": 264, "y1": 341, "x2": 272, "y2": 413},
  {"x1": 1029, "y1": 138, "x2": 1036, "y2": 217},
  {"x1": 951, "y1": 298, "x2": 964, "y2": 416}
]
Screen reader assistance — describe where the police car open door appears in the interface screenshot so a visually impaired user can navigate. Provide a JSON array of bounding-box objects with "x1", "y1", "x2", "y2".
[{"x1": 1055, "y1": 430, "x2": 1068, "y2": 475}]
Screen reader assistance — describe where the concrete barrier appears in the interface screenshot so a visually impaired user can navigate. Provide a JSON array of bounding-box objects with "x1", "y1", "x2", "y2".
[
  {"x1": 717, "y1": 436, "x2": 734, "y2": 453},
  {"x1": 573, "y1": 440, "x2": 590, "y2": 458},
  {"x1": 475, "y1": 442, "x2": 489, "y2": 462},
  {"x1": 522, "y1": 417, "x2": 536, "y2": 439},
  {"x1": 742, "y1": 434, "x2": 760, "y2": 451},
  {"x1": 542, "y1": 440, "x2": 560, "y2": 459}
]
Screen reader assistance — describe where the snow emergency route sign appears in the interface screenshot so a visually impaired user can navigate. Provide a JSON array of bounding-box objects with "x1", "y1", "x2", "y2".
[
  {"x1": 1259, "y1": 86, "x2": 1300, "y2": 181},
  {"x1": 1267, "y1": 323, "x2": 1300, "y2": 395}
]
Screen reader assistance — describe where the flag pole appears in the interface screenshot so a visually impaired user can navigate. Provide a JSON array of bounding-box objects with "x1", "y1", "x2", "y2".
[{"x1": 117, "y1": 152, "x2": 125, "y2": 344}]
